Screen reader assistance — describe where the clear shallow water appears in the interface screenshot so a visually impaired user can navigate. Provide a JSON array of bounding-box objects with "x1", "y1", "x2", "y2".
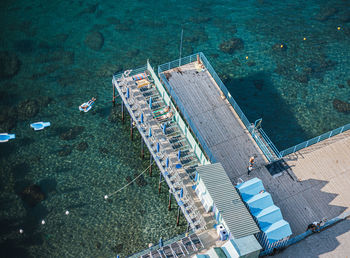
[{"x1": 0, "y1": 0, "x2": 349, "y2": 257}]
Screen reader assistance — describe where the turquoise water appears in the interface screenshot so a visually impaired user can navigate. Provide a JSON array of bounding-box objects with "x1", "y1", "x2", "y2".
[{"x1": 0, "y1": 0, "x2": 349, "y2": 256}]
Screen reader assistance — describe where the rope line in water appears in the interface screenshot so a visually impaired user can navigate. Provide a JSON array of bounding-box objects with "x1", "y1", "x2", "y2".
[{"x1": 104, "y1": 161, "x2": 155, "y2": 199}]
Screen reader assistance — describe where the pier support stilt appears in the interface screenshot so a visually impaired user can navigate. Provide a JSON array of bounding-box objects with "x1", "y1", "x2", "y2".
[
  {"x1": 113, "y1": 85, "x2": 116, "y2": 107},
  {"x1": 176, "y1": 206, "x2": 181, "y2": 226},
  {"x1": 158, "y1": 172, "x2": 162, "y2": 194},
  {"x1": 121, "y1": 102, "x2": 125, "y2": 123},
  {"x1": 130, "y1": 119, "x2": 133, "y2": 141},
  {"x1": 168, "y1": 190, "x2": 172, "y2": 211},
  {"x1": 141, "y1": 139, "x2": 144, "y2": 159},
  {"x1": 149, "y1": 155, "x2": 152, "y2": 176}
]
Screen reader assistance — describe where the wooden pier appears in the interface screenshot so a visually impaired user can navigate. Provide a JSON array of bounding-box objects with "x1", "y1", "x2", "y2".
[
  {"x1": 159, "y1": 58, "x2": 350, "y2": 237},
  {"x1": 114, "y1": 53, "x2": 350, "y2": 256}
]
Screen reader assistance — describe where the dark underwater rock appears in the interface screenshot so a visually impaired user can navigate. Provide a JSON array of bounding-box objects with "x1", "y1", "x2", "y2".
[
  {"x1": 0, "y1": 51, "x2": 21, "y2": 79},
  {"x1": 315, "y1": 7, "x2": 337, "y2": 21},
  {"x1": 338, "y1": 84, "x2": 345, "y2": 89},
  {"x1": 76, "y1": 141, "x2": 88, "y2": 151},
  {"x1": 126, "y1": 176, "x2": 133, "y2": 185},
  {"x1": 84, "y1": 31, "x2": 104, "y2": 51},
  {"x1": 20, "y1": 184, "x2": 45, "y2": 207},
  {"x1": 60, "y1": 126, "x2": 85, "y2": 140},
  {"x1": 339, "y1": 11, "x2": 350, "y2": 22},
  {"x1": 111, "y1": 243, "x2": 123, "y2": 253},
  {"x1": 14, "y1": 39, "x2": 36, "y2": 54},
  {"x1": 134, "y1": 173, "x2": 147, "y2": 187},
  {"x1": 347, "y1": 79, "x2": 350, "y2": 87},
  {"x1": 58, "y1": 145, "x2": 72, "y2": 156},
  {"x1": 0, "y1": 107, "x2": 17, "y2": 131},
  {"x1": 253, "y1": 79, "x2": 264, "y2": 90},
  {"x1": 333, "y1": 99, "x2": 350, "y2": 113},
  {"x1": 219, "y1": 38, "x2": 244, "y2": 54},
  {"x1": 99, "y1": 147, "x2": 109, "y2": 155},
  {"x1": 17, "y1": 99, "x2": 39, "y2": 119}
]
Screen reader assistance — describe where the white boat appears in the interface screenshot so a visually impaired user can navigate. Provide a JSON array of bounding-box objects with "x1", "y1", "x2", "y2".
[
  {"x1": 30, "y1": 122, "x2": 51, "y2": 131},
  {"x1": 0, "y1": 133, "x2": 15, "y2": 143}
]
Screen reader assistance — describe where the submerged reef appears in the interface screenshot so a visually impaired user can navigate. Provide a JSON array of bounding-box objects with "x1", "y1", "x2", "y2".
[{"x1": 0, "y1": 51, "x2": 21, "y2": 79}]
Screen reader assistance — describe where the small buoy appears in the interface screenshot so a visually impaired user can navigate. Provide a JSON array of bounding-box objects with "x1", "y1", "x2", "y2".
[
  {"x1": 337, "y1": 26, "x2": 341, "y2": 30},
  {"x1": 245, "y1": 56, "x2": 249, "y2": 60},
  {"x1": 65, "y1": 210, "x2": 69, "y2": 215},
  {"x1": 104, "y1": 195, "x2": 108, "y2": 200},
  {"x1": 280, "y1": 44, "x2": 284, "y2": 48},
  {"x1": 19, "y1": 229, "x2": 23, "y2": 234},
  {"x1": 41, "y1": 220, "x2": 45, "y2": 225},
  {"x1": 303, "y1": 37, "x2": 307, "y2": 41}
]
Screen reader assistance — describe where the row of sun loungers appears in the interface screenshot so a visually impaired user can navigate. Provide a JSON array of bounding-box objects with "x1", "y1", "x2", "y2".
[{"x1": 140, "y1": 234, "x2": 203, "y2": 258}]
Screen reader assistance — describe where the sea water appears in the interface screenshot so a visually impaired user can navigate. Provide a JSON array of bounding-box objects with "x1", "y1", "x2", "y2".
[{"x1": 0, "y1": 0, "x2": 349, "y2": 257}]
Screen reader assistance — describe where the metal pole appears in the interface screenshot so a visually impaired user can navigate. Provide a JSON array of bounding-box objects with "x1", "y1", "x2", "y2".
[
  {"x1": 121, "y1": 102, "x2": 125, "y2": 123},
  {"x1": 141, "y1": 138, "x2": 144, "y2": 159},
  {"x1": 176, "y1": 206, "x2": 181, "y2": 226},
  {"x1": 179, "y1": 29, "x2": 183, "y2": 66},
  {"x1": 168, "y1": 190, "x2": 172, "y2": 211},
  {"x1": 158, "y1": 172, "x2": 162, "y2": 194},
  {"x1": 130, "y1": 118, "x2": 133, "y2": 141},
  {"x1": 113, "y1": 85, "x2": 116, "y2": 107},
  {"x1": 149, "y1": 155, "x2": 152, "y2": 176}
]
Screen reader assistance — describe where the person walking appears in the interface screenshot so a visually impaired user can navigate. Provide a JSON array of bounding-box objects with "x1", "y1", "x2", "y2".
[
  {"x1": 247, "y1": 155, "x2": 256, "y2": 175},
  {"x1": 249, "y1": 156, "x2": 255, "y2": 166},
  {"x1": 247, "y1": 164, "x2": 253, "y2": 175}
]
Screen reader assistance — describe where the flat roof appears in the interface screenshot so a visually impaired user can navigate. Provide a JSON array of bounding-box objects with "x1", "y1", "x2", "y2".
[{"x1": 197, "y1": 163, "x2": 260, "y2": 239}]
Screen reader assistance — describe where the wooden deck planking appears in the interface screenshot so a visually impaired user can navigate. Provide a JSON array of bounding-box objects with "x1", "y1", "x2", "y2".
[{"x1": 164, "y1": 61, "x2": 350, "y2": 236}]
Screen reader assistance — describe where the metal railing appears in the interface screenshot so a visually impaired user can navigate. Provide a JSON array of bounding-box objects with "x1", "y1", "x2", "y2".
[
  {"x1": 113, "y1": 65, "x2": 148, "y2": 80},
  {"x1": 127, "y1": 230, "x2": 192, "y2": 258},
  {"x1": 159, "y1": 53, "x2": 279, "y2": 162},
  {"x1": 279, "y1": 122, "x2": 350, "y2": 157}
]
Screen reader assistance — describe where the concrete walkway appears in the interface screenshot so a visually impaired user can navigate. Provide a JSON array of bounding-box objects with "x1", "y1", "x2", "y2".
[{"x1": 273, "y1": 217, "x2": 350, "y2": 258}]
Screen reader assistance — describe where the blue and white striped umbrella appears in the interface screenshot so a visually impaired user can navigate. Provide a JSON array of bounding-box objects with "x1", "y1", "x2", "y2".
[
  {"x1": 126, "y1": 88, "x2": 130, "y2": 99},
  {"x1": 162, "y1": 123, "x2": 166, "y2": 134},
  {"x1": 140, "y1": 113, "x2": 144, "y2": 124},
  {"x1": 157, "y1": 142, "x2": 160, "y2": 153},
  {"x1": 149, "y1": 97, "x2": 152, "y2": 109},
  {"x1": 166, "y1": 157, "x2": 169, "y2": 168},
  {"x1": 148, "y1": 127, "x2": 152, "y2": 137}
]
